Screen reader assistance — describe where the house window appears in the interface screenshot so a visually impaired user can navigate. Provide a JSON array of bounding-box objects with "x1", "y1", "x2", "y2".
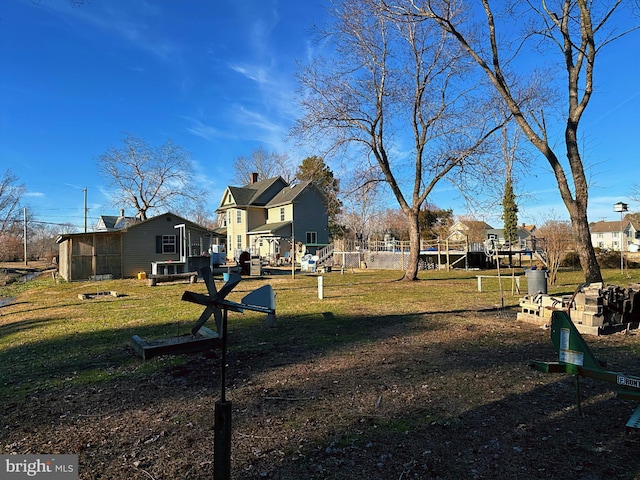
[
  {"x1": 156, "y1": 235, "x2": 176, "y2": 254},
  {"x1": 613, "y1": 231, "x2": 619, "y2": 238},
  {"x1": 236, "y1": 210, "x2": 242, "y2": 224},
  {"x1": 597, "y1": 232, "x2": 603, "y2": 238},
  {"x1": 236, "y1": 235, "x2": 242, "y2": 250},
  {"x1": 306, "y1": 231, "x2": 317, "y2": 244},
  {"x1": 280, "y1": 207, "x2": 285, "y2": 222}
]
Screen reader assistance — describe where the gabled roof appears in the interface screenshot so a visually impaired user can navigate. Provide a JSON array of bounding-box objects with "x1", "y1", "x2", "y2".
[
  {"x1": 57, "y1": 211, "x2": 220, "y2": 243},
  {"x1": 126, "y1": 211, "x2": 220, "y2": 235},
  {"x1": 452, "y1": 220, "x2": 494, "y2": 231},
  {"x1": 248, "y1": 220, "x2": 292, "y2": 235},
  {"x1": 590, "y1": 220, "x2": 630, "y2": 233},
  {"x1": 625, "y1": 213, "x2": 640, "y2": 231},
  {"x1": 96, "y1": 215, "x2": 140, "y2": 231},
  {"x1": 486, "y1": 227, "x2": 535, "y2": 239},
  {"x1": 218, "y1": 176, "x2": 288, "y2": 210},
  {"x1": 265, "y1": 181, "x2": 320, "y2": 208}
]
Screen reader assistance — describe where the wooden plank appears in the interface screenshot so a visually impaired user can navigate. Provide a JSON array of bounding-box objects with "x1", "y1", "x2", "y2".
[
  {"x1": 147, "y1": 272, "x2": 198, "y2": 286},
  {"x1": 131, "y1": 332, "x2": 221, "y2": 360}
]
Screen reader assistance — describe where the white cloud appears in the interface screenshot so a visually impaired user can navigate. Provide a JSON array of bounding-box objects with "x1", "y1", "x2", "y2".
[
  {"x1": 229, "y1": 63, "x2": 271, "y2": 86},
  {"x1": 183, "y1": 118, "x2": 233, "y2": 141},
  {"x1": 25, "y1": 191, "x2": 45, "y2": 198},
  {"x1": 38, "y1": 0, "x2": 180, "y2": 62}
]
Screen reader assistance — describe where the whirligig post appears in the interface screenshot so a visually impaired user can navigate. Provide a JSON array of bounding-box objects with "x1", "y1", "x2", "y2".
[{"x1": 182, "y1": 267, "x2": 276, "y2": 480}]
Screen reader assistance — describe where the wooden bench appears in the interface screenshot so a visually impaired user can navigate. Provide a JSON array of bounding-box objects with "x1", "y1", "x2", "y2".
[{"x1": 147, "y1": 272, "x2": 198, "y2": 286}]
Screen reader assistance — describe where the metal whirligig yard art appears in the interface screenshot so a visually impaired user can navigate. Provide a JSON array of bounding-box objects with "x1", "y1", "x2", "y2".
[
  {"x1": 132, "y1": 266, "x2": 276, "y2": 480},
  {"x1": 181, "y1": 267, "x2": 276, "y2": 480}
]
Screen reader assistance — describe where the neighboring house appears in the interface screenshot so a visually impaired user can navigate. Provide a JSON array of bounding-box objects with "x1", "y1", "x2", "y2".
[
  {"x1": 628, "y1": 217, "x2": 640, "y2": 252},
  {"x1": 57, "y1": 212, "x2": 221, "y2": 281},
  {"x1": 216, "y1": 173, "x2": 329, "y2": 263},
  {"x1": 486, "y1": 224, "x2": 537, "y2": 250},
  {"x1": 95, "y1": 209, "x2": 139, "y2": 231},
  {"x1": 449, "y1": 220, "x2": 494, "y2": 243},
  {"x1": 449, "y1": 221, "x2": 537, "y2": 250},
  {"x1": 590, "y1": 220, "x2": 634, "y2": 251}
]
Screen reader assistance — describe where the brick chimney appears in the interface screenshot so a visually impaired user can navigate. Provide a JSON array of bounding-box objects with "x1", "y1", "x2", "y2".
[{"x1": 250, "y1": 172, "x2": 258, "y2": 184}]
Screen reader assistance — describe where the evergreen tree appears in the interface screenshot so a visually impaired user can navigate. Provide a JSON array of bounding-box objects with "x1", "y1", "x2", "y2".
[
  {"x1": 418, "y1": 206, "x2": 453, "y2": 240},
  {"x1": 502, "y1": 177, "x2": 518, "y2": 247}
]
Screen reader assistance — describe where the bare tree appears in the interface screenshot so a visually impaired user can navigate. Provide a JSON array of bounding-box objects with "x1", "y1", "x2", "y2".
[
  {"x1": 376, "y1": 208, "x2": 412, "y2": 241},
  {"x1": 28, "y1": 222, "x2": 59, "y2": 262},
  {"x1": 393, "y1": 0, "x2": 639, "y2": 283},
  {"x1": 0, "y1": 169, "x2": 25, "y2": 233},
  {"x1": 456, "y1": 216, "x2": 491, "y2": 243},
  {"x1": 339, "y1": 167, "x2": 387, "y2": 243},
  {"x1": 294, "y1": 0, "x2": 506, "y2": 280},
  {"x1": 97, "y1": 134, "x2": 205, "y2": 220},
  {"x1": 631, "y1": 185, "x2": 640, "y2": 208},
  {"x1": 536, "y1": 218, "x2": 575, "y2": 285},
  {"x1": 232, "y1": 147, "x2": 294, "y2": 185},
  {"x1": 451, "y1": 121, "x2": 531, "y2": 218}
]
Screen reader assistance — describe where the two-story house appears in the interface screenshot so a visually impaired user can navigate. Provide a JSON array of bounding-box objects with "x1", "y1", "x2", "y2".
[
  {"x1": 590, "y1": 220, "x2": 634, "y2": 251},
  {"x1": 216, "y1": 174, "x2": 329, "y2": 263}
]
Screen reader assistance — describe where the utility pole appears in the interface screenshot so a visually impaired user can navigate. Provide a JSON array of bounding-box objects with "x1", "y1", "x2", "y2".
[
  {"x1": 84, "y1": 187, "x2": 88, "y2": 233},
  {"x1": 23, "y1": 207, "x2": 28, "y2": 266},
  {"x1": 614, "y1": 202, "x2": 628, "y2": 273}
]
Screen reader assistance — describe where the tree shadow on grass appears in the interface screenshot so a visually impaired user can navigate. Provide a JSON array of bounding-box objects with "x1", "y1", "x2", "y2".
[{"x1": 1, "y1": 303, "x2": 639, "y2": 479}]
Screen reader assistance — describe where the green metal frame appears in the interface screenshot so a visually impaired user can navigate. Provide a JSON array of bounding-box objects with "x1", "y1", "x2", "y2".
[{"x1": 530, "y1": 310, "x2": 640, "y2": 428}]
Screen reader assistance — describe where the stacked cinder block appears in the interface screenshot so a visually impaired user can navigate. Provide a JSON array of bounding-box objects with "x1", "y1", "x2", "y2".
[
  {"x1": 518, "y1": 293, "x2": 565, "y2": 320},
  {"x1": 519, "y1": 283, "x2": 640, "y2": 334},
  {"x1": 570, "y1": 282, "x2": 605, "y2": 328}
]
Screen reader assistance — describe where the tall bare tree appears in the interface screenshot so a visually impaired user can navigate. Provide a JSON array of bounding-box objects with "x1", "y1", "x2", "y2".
[
  {"x1": 294, "y1": 0, "x2": 506, "y2": 280},
  {"x1": 0, "y1": 169, "x2": 25, "y2": 233},
  {"x1": 232, "y1": 147, "x2": 294, "y2": 185},
  {"x1": 97, "y1": 134, "x2": 204, "y2": 220},
  {"x1": 392, "y1": 0, "x2": 639, "y2": 283}
]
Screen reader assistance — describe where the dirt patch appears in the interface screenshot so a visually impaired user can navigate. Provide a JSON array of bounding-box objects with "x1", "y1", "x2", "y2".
[{"x1": 2, "y1": 307, "x2": 640, "y2": 479}]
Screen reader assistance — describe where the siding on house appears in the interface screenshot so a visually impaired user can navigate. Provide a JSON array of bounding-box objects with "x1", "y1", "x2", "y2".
[
  {"x1": 267, "y1": 204, "x2": 292, "y2": 224},
  {"x1": 288, "y1": 187, "x2": 329, "y2": 246},
  {"x1": 590, "y1": 220, "x2": 632, "y2": 251},
  {"x1": 57, "y1": 212, "x2": 218, "y2": 280},
  {"x1": 121, "y1": 216, "x2": 182, "y2": 278}
]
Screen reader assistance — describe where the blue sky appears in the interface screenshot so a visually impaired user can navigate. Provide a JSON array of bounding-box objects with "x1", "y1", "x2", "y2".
[{"x1": 1, "y1": 0, "x2": 639, "y2": 232}]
